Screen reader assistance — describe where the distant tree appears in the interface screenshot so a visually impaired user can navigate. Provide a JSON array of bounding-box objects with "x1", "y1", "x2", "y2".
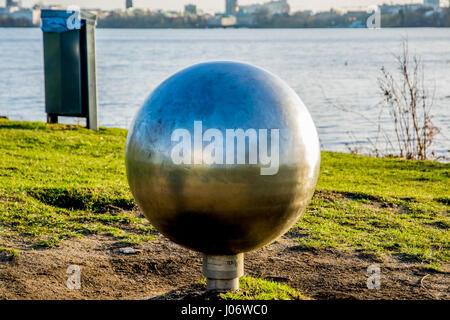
[
  {"x1": 0, "y1": 17, "x2": 34, "y2": 27},
  {"x1": 254, "y1": 8, "x2": 272, "y2": 27}
]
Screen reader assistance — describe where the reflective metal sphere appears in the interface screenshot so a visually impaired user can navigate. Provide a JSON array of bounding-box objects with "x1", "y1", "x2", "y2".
[{"x1": 125, "y1": 61, "x2": 320, "y2": 255}]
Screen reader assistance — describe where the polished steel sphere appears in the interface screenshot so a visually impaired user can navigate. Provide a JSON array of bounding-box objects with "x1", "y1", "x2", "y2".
[{"x1": 125, "y1": 61, "x2": 320, "y2": 255}]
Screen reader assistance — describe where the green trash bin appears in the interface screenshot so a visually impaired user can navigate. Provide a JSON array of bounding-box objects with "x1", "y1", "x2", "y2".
[{"x1": 41, "y1": 9, "x2": 98, "y2": 130}]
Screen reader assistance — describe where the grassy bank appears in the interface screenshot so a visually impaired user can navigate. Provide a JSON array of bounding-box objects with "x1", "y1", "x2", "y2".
[{"x1": 0, "y1": 120, "x2": 448, "y2": 274}]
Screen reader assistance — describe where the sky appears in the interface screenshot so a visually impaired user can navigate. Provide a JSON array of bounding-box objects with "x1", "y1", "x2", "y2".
[{"x1": 6, "y1": 0, "x2": 436, "y2": 13}]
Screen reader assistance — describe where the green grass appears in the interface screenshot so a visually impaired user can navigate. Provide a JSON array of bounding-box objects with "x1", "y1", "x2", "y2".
[
  {"x1": 0, "y1": 120, "x2": 448, "y2": 272},
  {"x1": 0, "y1": 120, "x2": 156, "y2": 248},
  {"x1": 290, "y1": 152, "x2": 449, "y2": 268},
  {"x1": 220, "y1": 276, "x2": 307, "y2": 300}
]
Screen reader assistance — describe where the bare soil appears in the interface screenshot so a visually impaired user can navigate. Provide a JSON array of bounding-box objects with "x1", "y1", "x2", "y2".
[{"x1": 0, "y1": 234, "x2": 448, "y2": 300}]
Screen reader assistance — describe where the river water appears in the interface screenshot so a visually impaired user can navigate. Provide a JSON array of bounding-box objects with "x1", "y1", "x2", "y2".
[{"x1": 0, "y1": 28, "x2": 449, "y2": 156}]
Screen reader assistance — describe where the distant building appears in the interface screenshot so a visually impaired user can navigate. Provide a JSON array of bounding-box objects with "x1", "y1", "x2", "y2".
[
  {"x1": 239, "y1": 0, "x2": 290, "y2": 16},
  {"x1": 162, "y1": 10, "x2": 181, "y2": 18},
  {"x1": 0, "y1": 7, "x2": 9, "y2": 17},
  {"x1": 346, "y1": 10, "x2": 366, "y2": 16},
  {"x1": 226, "y1": 0, "x2": 238, "y2": 15},
  {"x1": 126, "y1": 0, "x2": 133, "y2": 9},
  {"x1": 0, "y1": 6, "x2": 40, "y2": 25},
  {"x1": 238, "y1": 3, "x2": 259, "y2": 15},
  {"x1": 263, "y1": 0, "x2": 290, "y2": 15},
  {"x1": 207, "y1": 14, "x2": 237, "y2": 27},
  {"x1": 406, "y1": 4, "x2": 427, "y2": 11},
  {"x1": 236, "y1": 14, "x2": 255, "y2": 26},
  {"x1": 221, "y1": 15, "x2": 237, "y2": 26},
  {"x1": 380, "y1": 3, "x2": 430, "y2": 15},
  {"x1": 380, "y1": 5, "x2": 403, "y2": 15},
  {"x1": 13, "y1": 8, "x2": 39, "y2": 24},
  {"x1": 184, "y1": 4, "x2": 197, "y2": 15},
  {"x1": 424, "y1": 0, "x2": 440, "y2": 9},
  {"x1": 6, "y1": 0, "x2": 21, "y2": 7}
]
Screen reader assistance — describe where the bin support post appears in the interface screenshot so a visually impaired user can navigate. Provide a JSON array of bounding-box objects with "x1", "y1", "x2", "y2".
[
  {"x1": 87, "y1": 114, "x2": 97, "y2": 131},
  {"x1": 85, "y1": 22, "x2": 98, "y2": 131},
  {"x1": 47, "y1": 114, "x2": 58, "y2": 124}
]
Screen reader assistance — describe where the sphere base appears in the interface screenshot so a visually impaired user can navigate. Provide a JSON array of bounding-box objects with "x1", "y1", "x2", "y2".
[{"x1": 202, "y1": 253, "x2": 244, "y2": 292}]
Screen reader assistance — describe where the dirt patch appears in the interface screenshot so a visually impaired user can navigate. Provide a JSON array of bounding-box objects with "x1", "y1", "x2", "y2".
[{"x1": 0, "y1": 234, "x2": 448, "y2": 300}]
